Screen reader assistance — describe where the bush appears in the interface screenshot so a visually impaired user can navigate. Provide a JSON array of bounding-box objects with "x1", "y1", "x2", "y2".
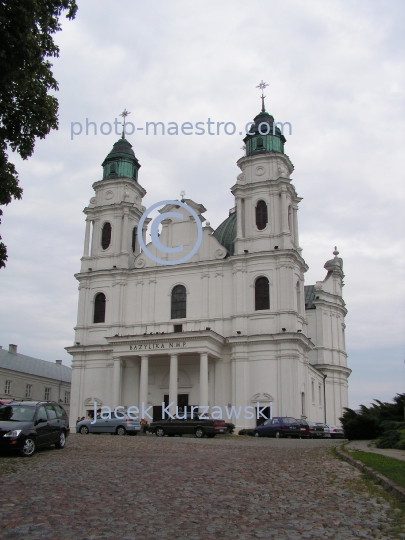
[
  {"x1": 225, "y1": 423, "x2": 235, "y2": 435},
  {"x1": 340, "y1": 393, "x2": 405, "y2": 446},
  {"x1": 238, "y1": 429, "x2": 255, "y2": 436}
]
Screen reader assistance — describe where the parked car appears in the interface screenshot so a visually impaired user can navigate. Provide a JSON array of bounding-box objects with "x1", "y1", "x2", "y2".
[
  {"x1": 295, "y1": 418, "x2": 310, "y2": 438},
  {"x1": 76, "y1": 412, "x2": 141, "y2": 435},
  {"x1": 0, "y1": 401, "x2": 69, "y2": 457},
  {"x1": 316, "y1": 423, "x2": 331, "y2": 438},
  {"x1": 306, "y1": 421, "x2": 324, "y2": 438},
  {"x1": 254, "y1": 417, "x2": 301, "y2": 438},
  {"x1": 325, "y1": 424, "x2": 345, "y2": 438},
  {"x1": 147, "y1": 415, "x2": 227, "y2": 438}
]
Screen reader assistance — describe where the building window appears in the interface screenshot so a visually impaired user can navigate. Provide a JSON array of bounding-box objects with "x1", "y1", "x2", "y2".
[
  {"x1": 288, "y1": 205, "x2": 292, "y2": 231},
  {"x1": 256, "y1": 137, "x2": 264, "y2": 148},
  {"x1": 301, "y1": 392, "x2": 306, "y2": 416},
  {"x1": 296, "y1": 281, "x2": 301, "y2": 314},
  {"x1": 44, "y1": 388, "x2": 51, "y2": 400},
  {"x1": 311, "y1": 381, "x2": 315, "y2": 403},
  {"x1": 26, "y1": 384, "x2": 32, "y2": 398},
  {"x1": 94, "y1": 293, "x2": 106, "y2": 323},
  {"x1": 5, "y1": 380, "x2": 11, "y2": 395},
  {"x1": 131, "y1": 227, "x2": 137, "y2": 253},
  {"x1": 101, "y1": 222, "x2": 112, "y2": 250},
  {"x1": 171, "y1": 285, "x2": 186, "y2": 319},
  {"x1": 174, "y1": 324, "x2": 183, "y2": 333},
  {"x1": 64, "y1": 392, "x2": 70, "y2": 405},
  {"x1": 255, "y1": 200, "x2": 268, "y2": 230},
  {"x1": 255, "y1": 276, "x2": 270, "y2": 310},
  {"x1": 319, "y1": 385, "x2": 322, "y2": 407}
]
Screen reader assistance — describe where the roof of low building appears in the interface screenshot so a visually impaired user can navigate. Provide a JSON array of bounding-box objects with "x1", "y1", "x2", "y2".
[{"x1": 0, "y1": 349, "x2": 71, "y2": 383}]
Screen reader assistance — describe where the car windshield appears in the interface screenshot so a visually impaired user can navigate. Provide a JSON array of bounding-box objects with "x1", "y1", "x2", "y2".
[
  {"x1": 0, "y1": 405, "x2": 36, "y2": 422},
  {"x1": 282, "y1": 417, "x2": 297, "y2": 423}
]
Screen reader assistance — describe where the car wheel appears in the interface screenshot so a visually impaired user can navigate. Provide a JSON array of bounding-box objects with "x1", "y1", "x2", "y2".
[
  {"x1": 20, "y1": 437, "x2": 36, "y2": 457},
  {"x1": 55, "y1": 431, "x2": 66, "y2": 449},
  {"x1": 254, "y1": 431, "x2": 259, "y2": 437},
  {"x1": 195, "y1": 427, "x2": 205, "y2": 438},
  {"x1": 275, "y1": 431, "x2": 281, "y2": 438},
  {"x1": 155, "y1": 427, "x2": 165, "y2": 437},
  {"x1": 116, "y1": 426, "x2": 126, "y2": 436},
  {"x1": 80, "y1": 425, "x2": 89, "y2": 435},
  {"x1": 207, "y1": 434, "x2": 216, "y2": 438}
]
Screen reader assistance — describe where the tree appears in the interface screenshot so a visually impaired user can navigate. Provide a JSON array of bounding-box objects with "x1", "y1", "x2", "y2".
[
  {"x1": 340, "y1": 393, "x2": 405, "y2": 444},
  {"x1": 0, "y1": 0, "x2": 78, "y2": 268}
]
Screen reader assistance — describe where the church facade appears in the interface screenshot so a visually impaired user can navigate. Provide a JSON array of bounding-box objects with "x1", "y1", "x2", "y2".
[{"x1": 67, "y1": 105, "x2": 351, "y2": 430}]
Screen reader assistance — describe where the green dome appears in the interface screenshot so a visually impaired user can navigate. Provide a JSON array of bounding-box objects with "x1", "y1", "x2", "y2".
[
  {"x1": 213, "y1": 209, "x2": 237, "y2": 255},
  {"x1": 244, "y1": 110, "x2": 286, "y2": 156},
  {"x1": 101, "y1": 137, "x2": 141, "y2": 181}
]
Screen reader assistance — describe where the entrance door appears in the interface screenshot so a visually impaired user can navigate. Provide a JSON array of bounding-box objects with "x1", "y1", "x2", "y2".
[{"x1": 256, "y1": 406, "x2": 271, "y2": 426}]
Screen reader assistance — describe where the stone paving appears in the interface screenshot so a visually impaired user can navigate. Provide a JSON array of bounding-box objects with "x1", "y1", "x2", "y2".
[{"x1": 1, "y1": 434, "x2": 405, "y2": 539}]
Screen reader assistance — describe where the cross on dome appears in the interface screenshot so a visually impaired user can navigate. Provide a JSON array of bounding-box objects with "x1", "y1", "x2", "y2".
[
  {"x1": 119, "y1": 108, "x2": 131, "y2": 139},
  {"x1": 256, "y1": 80, "x2": 269, "y2": 112}
]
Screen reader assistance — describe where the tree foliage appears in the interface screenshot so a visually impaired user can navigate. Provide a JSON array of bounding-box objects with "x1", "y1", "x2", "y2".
[
  {"x1": 340, "y1": 393, "x2": 405, "y2": 447},
  {"x1": 0, "y1": 0, "x2": 78, "y2": 268}
]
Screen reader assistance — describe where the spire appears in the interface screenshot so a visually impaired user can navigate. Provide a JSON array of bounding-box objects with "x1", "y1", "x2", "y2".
[
  {"x1": 256, "y1": 80, "x2": 268, "y2": 113},
  {"x1": 119, "y1": 108, "x2": 131, "y2": 139}
]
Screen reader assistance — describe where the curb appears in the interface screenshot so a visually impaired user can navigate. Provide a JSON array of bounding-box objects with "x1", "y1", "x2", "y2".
[{"x1": 335, "y1": 446, "x2": 405, "y2": 502}]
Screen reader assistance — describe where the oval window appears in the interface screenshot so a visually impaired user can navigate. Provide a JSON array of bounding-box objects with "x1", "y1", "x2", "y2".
[
  {"x1": 256, "y1": 200, "x2": 268, "y2": 230},
  {"x1": 101, "y1": 222, "x2": 112, "y2": 250}
]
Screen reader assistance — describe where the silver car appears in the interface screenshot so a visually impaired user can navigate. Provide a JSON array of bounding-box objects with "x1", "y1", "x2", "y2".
[
  {"x1": 76, "y1": 412, "x2": 141, "y2": 436},
  {"x1": 325, "y1": 424, "x2": 345, "y2": 438}
]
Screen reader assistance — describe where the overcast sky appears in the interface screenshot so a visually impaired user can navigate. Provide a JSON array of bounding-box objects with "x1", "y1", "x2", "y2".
[{"x1": 0, "y1": 0, "x2": 404, "y2": 410}]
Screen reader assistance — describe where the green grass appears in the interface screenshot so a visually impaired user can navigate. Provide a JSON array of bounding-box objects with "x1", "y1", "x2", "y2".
[{"x1": 348, "y1": 450, "x2": 405, "y2": 490}]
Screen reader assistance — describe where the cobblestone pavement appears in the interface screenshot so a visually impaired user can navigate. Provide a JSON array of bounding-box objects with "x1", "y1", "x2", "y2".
[{"x1": 1, "y1": 434, "x2": 405, "y2": 540}]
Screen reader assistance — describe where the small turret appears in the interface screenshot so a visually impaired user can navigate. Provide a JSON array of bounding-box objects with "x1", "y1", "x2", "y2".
[{"x1": 101, "y1": 137, "x2": 141, "y2": 181}]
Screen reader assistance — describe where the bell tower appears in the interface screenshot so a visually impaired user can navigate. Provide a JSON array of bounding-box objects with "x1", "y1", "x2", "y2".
[
  {"x1": 232, "y1": 82, "x2": 301, "y2": 256},
  {"x1": 80, "y1": 122, "x2": 147, "y2": 272}
]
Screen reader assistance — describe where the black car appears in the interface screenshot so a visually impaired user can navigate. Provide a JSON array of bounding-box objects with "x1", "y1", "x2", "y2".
[
  {"x1": 306, "y1": 421, "x2": 324, "y2": 438},
  {"x1": 147, "y1": 415, "x2": 227, "y2": 438},
  {"x1": 0, "y1": 401, "x2": 70, "y2": 457}
]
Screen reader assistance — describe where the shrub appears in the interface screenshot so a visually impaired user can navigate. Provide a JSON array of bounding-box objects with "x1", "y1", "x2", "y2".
[
  {"x1": 238, "y1": 429, "x2": 255, "y2": 436},
  {"x1": 340, "y1": 393, "x2": 405, "y2": 446},
  {"x1": 225, "y1": 423, "x2": 235, "y2": 435}
]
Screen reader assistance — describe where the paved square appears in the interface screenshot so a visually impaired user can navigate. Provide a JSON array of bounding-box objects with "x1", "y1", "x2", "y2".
[{"x1": 1, "y1": 434, "x2": 404, "y2": 539}]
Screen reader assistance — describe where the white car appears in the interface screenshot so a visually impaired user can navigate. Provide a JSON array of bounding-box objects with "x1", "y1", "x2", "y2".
[
  {"x1": 325, "y1": 424, "x2": 345, "y2": 439},
  {"x1": 316, "y1": 423, "x2": 331, "y2": 438}
]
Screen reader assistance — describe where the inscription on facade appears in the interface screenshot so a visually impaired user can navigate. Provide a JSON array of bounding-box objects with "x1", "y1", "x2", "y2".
[{"x1": 129, "y1": 342, "x2": 187, "y2": 351}]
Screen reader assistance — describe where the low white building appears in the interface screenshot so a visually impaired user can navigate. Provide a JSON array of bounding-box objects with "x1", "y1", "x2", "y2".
[
  {"x1": 67, "y1": 104, "x2": 351, "y2": 430},
  {"x1": 0, "y1": 344, "x2": 71, "y2": 414}
]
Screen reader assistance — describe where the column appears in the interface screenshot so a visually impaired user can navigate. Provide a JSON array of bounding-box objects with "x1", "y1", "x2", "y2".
[
  {"x1": 121, "y1": 211, "x2": 129, "y2": 252},
  {"x1": 281, "y1": 188, "x2": 288, "y2": 232},
  {"x1": 169, "y1": 354, "x2": 178, "y2": 417},
  {"x1": 139, "y1": 355, "x2": 149, "y2": 414},
  {"x1": 293, "y1": 204, "x2": 300, "y2": 248},
  {"x1": 236, "y1": 198, "x2": 242, "y2": 239},
  {"x1": 199, "y1": 352, "x2": 209, "y2": 408},
  {"x1": 112, "y1": 357, "x2": 122, "y2": 408},
  {"x1": 83, "y1": 219, "x2": 91, "y2": 257}
]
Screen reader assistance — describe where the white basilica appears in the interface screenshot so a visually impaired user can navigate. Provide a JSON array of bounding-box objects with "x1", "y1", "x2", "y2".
[{"x1": 67, "y1": 103, "x2": 351, "y2": 429}]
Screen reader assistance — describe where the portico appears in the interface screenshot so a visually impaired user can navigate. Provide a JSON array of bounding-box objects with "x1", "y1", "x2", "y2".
[{"x1": 103, "y1": 330, "x2": 227, "y2": 420}]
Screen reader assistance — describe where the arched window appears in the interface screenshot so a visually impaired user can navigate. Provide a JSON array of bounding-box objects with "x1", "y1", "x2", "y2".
[
  {"x1": 256, "y1": 137, "x2": 264, "y2": 148},
  {"x1": 255, "y1": 200, "x2": 268, "y2": 231},
  {"x1": 131, "y1": 227, "x2": 137, "y2": 253},
  {"x1": 94, "y1": 293, "x2": 106, "y2": 323},
  {"x1": 255, "y1": 277, "x2": 270, "y2": 310},
  {"x1": 171, "y1": 285, "x2": 186, "y2": 319},
  {"x1": 101, "y1": 222, "x2": 112, "y2": 250}
]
